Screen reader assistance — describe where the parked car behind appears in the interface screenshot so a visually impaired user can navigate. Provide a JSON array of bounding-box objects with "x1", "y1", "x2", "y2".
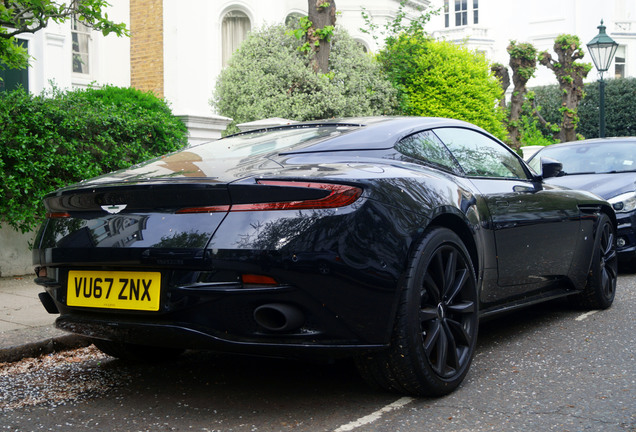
[{"x1": 527, "y1": 137, "x2": 636, "y2": 266}]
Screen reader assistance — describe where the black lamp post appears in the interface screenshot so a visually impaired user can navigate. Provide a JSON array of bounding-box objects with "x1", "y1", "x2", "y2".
[{"x1": 586, "y1": 20, "x2": 619, "y2": 138}]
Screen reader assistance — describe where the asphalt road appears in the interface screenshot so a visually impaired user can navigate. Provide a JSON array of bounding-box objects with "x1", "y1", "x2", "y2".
[{"x1": 1, "y1": 274, "x2": 635, "y2": 432}]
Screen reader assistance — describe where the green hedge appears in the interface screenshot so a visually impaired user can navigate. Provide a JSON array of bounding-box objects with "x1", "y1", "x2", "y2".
[
  {"x1": 0, "y1": 86, "x2": 189, "y2": 233},
  {"x1": 529, "y1": 77, "x2": 636, "y2": 140},
  {"x1": 577, "y1": 77, "x2": 636, "y2": 138},
  {"x1": 378, "y1": 32, "x2": 507, "y2": 140}
]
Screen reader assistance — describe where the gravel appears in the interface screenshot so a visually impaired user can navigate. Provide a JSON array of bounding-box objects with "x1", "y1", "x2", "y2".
[{"x1": 0, "y1": 346, "x2": 128, "y2": 412}]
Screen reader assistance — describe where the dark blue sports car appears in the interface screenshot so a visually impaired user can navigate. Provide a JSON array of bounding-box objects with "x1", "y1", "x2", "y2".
[
  {"x1": 527, "y1": 137, "x2": 635, "y2": 267},
  {"x1": 33, "y1": 117, "x2": 617, "y2": 396}
]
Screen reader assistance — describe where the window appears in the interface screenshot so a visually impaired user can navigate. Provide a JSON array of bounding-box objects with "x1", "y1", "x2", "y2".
[
  {"x1": 396, "y1": 131, "x2": 462, "y2": 174},
  {"x1": 222, "y1": 11, "x2": 251, "y2": 67},
  {"x1": 355, "y1": 39, "x2": 370, "y2": 53},
  {"x1": 434, "y1": 128, "x2": 528, "y2": 179},
  {"x1": 615, "y1": 45, "x2": 625, "y2": 78},
  {"x1": 446, "y1": 0, "x2": 478, "y2": 27},
  {"x1": 285, "y1": 12, "x2": 303, "y2": 28},
  {"x1": 72, "y1": 17, "x2": 91, "y2": 74},
  {"x1": 455, "y1": 0, "x2": 468, "y2": 26},
  {"x1": 444, "y1": 0, "x2": 450, "y2": 28},
  {"x1": 0, "y1": 39, "x2": 28, "y2": 92}
]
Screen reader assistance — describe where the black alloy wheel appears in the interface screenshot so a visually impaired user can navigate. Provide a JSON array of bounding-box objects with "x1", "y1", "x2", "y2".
[
  {"x1": 356, "y1": 227, "x2": 478, "y2": 396},
  {"x1": 573, "y1": 213, "x2": 618, "y2": 310}
]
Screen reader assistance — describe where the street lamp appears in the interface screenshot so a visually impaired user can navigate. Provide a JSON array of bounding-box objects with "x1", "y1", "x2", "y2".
[{"x1": 586, "y1": 20, "x2": 619, "y2": 138}]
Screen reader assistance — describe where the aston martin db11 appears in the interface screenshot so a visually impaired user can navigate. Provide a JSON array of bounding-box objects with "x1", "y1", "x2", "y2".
[{"x1": 33, "y1": 117, "x2": 618, "y2": 396}]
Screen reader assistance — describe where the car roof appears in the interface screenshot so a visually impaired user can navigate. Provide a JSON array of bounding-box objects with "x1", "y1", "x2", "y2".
[
  {"x1": 540, "y1": 137, "x2": 636, "y2": 149},
  {"x1": 229, "y1": 116, "x2": 490, "y2": 153},
  {"x1": 528, "y1": 137, "x2": 636, "y2": 161}
]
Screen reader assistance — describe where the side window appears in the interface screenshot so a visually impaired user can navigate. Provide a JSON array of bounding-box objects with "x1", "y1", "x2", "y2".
[
  {"x1": 396, "y1": 131, "x2": 462, "y2": 174},
  {"x1": 434, "y1": 128, "x2": 528, "y2": 179}
]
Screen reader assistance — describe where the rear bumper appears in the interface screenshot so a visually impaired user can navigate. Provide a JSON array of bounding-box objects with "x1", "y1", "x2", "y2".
[
  {"x1": 35, "y1": 252, "x2": 400, "y2": 353},
  {"x1": 55, "y1": 314, "x2": 386, "y2": 358}
]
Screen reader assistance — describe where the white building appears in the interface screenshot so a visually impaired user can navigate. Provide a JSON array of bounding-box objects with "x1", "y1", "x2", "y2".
[
  {"x1": 428, "y1": 0, "x2": 635, "y2": 88},
  {"x1": 2, "y1": 0, "x2": 634, "y2": 141},
  {"x1": 0, "y1": 0, "x2": 130, "y2": 94}
]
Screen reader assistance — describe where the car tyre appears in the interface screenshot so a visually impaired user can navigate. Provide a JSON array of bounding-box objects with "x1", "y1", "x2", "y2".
[
  {"x1": 355, "y1": 227, "x2": 478, "y2": 396},
  {"x1": 571, "y1": 213, "x2": 618, "y2": 310},
  {"x1": 92, "y1": 338, "x2": 184, "y2": 362}
]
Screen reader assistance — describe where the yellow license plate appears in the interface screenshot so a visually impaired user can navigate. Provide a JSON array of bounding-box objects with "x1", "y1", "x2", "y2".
[{"x1": 67, "y1": 270, "x2": 161, "y2": 311}]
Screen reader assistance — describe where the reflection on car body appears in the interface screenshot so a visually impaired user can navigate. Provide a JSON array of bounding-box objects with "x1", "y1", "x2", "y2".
[{"x1": 34, "y1": 117, "x2": 618, "y2": 396}]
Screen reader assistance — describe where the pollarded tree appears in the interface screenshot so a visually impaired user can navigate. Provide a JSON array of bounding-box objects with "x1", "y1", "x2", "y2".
[
  {"x1": 379, "y1": 30, "x2": 507, "y2": 140},
  {"x1": 506, "y1": 41, "x2": 537, "y2": 149},
  {"x1": 490, "y1": 63, "x2": 510, "y2": 108},
  {"x1": 539, "y1": 34, "x2": 593, "y2": 142},
  {"x1": 0, "y1": 0, "x2": 128, "y2": 70},
  {"x1": 212, "y1": 24, "x2": 397, "y2": 134}
]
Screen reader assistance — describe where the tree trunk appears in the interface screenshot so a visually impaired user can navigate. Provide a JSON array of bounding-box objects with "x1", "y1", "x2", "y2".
[
  {"x1": 490, "y1": 64, "x2": 510, "y2": 108},
  {"x1": 539, "y1": 35, "x2": 591, "y2": 142},
  {"x1": 307, "y1": 0, "x2": 336, "y2": 73},
  {"x1": 507, "y1": 42, "x2": 537, "y2": 150}
]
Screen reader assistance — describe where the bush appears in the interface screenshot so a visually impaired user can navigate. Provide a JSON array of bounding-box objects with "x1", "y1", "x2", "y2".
[
  {"x1": 378, "y1": 31, "x2": 507, "y2": 140},
  {"x1": 0, "y1": 86, "x2": 189, "y2": 233},
  {"x1": 578, "y1": 77, "x2": 636, "y2": 138},
  {"x1": 212, "y1": 24, "x2": 398, "y2": 134},
  {"x1": 518, "y1": 114, "x2": 558, "y2": 147},
  {"x1": 529, "y1": 77, "x2": 636, "y2": 139}
]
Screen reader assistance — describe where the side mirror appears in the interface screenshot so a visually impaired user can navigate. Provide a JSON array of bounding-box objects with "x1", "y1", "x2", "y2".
[{"x1": 541, "y1": 157, "x2": 563, "y2": 179}]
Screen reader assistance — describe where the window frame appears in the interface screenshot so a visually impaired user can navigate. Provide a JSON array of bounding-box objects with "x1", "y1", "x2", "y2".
[
  {"x1": 615, "y1": 45, "x2": 626, "y2": 78},
  {"x1": 221, "y1": 10, "x2": 252, "y2": 68},
  {"x1": 432, "y1": 127, "x2": 532, "y2": 180},
  {"x1": 394, "y1": 130, "x2": 464, "y2": 175},
  {"x1": 446, "y1": 0, "x2": 479, "y2": 28},
  {"x1": 455, "y1": 0, "x2": 468, "y2": 26},
  {"x1": 71, "y1": 16, "x2": 92, "y2": 75}
]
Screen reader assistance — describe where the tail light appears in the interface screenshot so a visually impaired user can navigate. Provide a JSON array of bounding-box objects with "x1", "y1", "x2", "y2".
[
  {"x1": 176, "y1": 181, "x2": 362, "y2": 214},
  {"x1": 46, "y1": 212, "x2": 71, "y2": 219},
  {"x1": 241, "y1": 274, "x2": 278, "y2": 285}
]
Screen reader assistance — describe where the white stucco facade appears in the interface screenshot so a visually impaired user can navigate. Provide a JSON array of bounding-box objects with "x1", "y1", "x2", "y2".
[
  {"x1": 427, "y1": 0, "x2": 636, "y2": 88},
  {"x1": 6, "y1": 0, "x2": 636, "y2": 131},
  {"x1": 13, "y1": 0, "x2": 130, "y2": 95},
  {"x1": 161, "y1": 0, "x2": 429, "y2": 118}
]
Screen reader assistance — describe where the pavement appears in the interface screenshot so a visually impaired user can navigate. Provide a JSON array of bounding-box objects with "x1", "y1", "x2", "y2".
[{"x1": 0, "y1": 275, "x2": 90, "y2": 363}]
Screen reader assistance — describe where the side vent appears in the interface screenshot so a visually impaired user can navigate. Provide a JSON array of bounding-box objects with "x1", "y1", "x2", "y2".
[{"x1": 577, "y1": 205, "x2": 601, "y2": 215}]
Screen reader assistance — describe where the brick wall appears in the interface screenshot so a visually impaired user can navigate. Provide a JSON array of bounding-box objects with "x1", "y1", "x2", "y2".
[{"x1": 130, "y1": 0, "x2": 164, "y2": 97}]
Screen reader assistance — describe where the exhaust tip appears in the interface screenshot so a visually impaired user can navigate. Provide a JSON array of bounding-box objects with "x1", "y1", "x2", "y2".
[{"x1": 254, "y1": 303, "x2": 304, "y2": 332}]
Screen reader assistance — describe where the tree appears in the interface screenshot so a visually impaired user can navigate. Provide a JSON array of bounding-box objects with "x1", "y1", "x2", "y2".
[
  {"x1": 538, "y1": 34, "x2": 592, "y2": 142},
  {"x1": 490, "y1": 63, "x2": 509, "y2": 108},
  {"x1": 0, "y1": 0, "x2": 128, "y2": 70},
  {"x1": 378, "y1": 30, "x2": 507, "y2": 140},
  {"x1": 505, "y1": 41, "x2": 537, "y2": 149},
  {"x1": 306, "y1": 0, "x2": 336, "y2": 73},
  {"x1": 212, "y1": 24, "x2": 397, "y2": 134}
]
